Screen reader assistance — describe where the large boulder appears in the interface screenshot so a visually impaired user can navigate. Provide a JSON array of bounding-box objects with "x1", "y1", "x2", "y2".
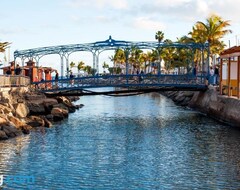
[
  {"x1": 27, "y1": 101, "x2": 46, "y2": 115},
  {"x1": 27, "y1": 98, "x2": 58, "y2": 115},
  {"x1": 7, "y1": 115, "x2": 26, "y2": 129},
  {"x1": 1, "y1": 125, "x2": 22, "y2": 138},
  {"x1": 26, "y1": 116, "x2": 45, "y2": 127},
  {"x1": 14, "y1": 103, "x2": 29, "y2": 118},
  {"x1": 56, "y1": 97, "x2": 76, "y2": 113},
  {"x1": 43, "y1": 98, "x2": 59, "y2": 114},
  {"x1": 51, "y1": 107, "x2": 68, "y2": 121}
]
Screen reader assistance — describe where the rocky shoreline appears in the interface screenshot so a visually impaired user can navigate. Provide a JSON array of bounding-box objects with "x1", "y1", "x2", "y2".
[
  {"x1": 161, "y1": 86, "x2": 240, "y2": 127},
  {"x1": 0, "y1": 87, "x2": 83, "y2": 140}
]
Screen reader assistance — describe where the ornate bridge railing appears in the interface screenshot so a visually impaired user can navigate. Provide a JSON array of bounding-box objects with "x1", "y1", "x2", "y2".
[
  {"x1": 32, "y1": 74, "x2": 207, "y2": 92},
  {"x1": 0, "y1": 75, "x2": 30, "y2": 87}
]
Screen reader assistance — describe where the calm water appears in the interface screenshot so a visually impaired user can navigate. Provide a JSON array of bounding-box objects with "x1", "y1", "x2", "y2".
[{"x1": 0, "y1": 92, "x2": 240, "y2": 190}]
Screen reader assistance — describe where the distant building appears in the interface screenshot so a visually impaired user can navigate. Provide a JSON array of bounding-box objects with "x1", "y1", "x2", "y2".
[{"x1": 1, "y1": 60, "x2": 55, "y2": 82}]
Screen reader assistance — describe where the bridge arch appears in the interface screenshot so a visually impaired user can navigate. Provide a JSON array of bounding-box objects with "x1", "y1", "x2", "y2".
[{"x1": 14, "y1": 36, "x2": 209, "y2": 78}]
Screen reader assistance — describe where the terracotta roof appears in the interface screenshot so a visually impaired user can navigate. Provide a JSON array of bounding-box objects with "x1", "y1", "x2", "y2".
[{"x1": 220, "y1": 46, "x2": 240, "y2": 57}]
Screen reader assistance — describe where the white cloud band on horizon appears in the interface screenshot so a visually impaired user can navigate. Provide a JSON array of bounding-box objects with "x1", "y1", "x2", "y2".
[{"x1": 133, "y1": 17, "x2": 166, "y2": 31}]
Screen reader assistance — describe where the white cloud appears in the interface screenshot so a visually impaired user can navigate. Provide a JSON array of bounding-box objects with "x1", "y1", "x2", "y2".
[
  {"x1": 155, "y1": 0, "x2": 192, "y2": 7},
  {"x1": 133, "y1": 17, "x2": 166, "y2": 31},
  {"x1": 66, "y1": 0, "x2": 128, "y2": 10},
  {"x1": 196, "y1": 0, "x2": 209, "y2": 15},
  {"x1": 96, "y1": 16, "x2": 115, "y2": 23}
]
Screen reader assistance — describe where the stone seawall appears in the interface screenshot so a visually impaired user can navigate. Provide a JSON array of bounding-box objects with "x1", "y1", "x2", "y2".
[{"x1": 162, "y1": 87, "x2": 240, "y2": 127}]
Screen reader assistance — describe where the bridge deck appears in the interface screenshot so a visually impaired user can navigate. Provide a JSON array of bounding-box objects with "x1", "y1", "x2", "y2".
[{"x1": 32, "y1": 74, "x2": 208, "y2": 96}]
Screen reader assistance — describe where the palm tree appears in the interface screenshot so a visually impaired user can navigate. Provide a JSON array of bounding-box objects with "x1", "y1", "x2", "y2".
[
  {"x1": 0, "y1": 42, "x2": 10, "y2": 53},
  {"x1": 70, "y1": 61, "x2": 75, "y2": 69},
  {"x1": 102, "y1": 61, "x2": 109, "y2": 73},
  {"x1": 83, "y1": 65, "x2": 92, "y2": 75},
  {"x1": 129, "y1": 46, "x2": 143, "y2": 73},
  {"x1": 190, "y1": 14, "x2": 232, "y2": 60},
  {"x1": 155, "y1": 31, "x2": 165, "y2": 74},
  {"x1": 155, "y1": 31, "x2": 164, "y2": 43},
  {"x1": 77, "y1": 61, "x2": 85, "y2": 76}
]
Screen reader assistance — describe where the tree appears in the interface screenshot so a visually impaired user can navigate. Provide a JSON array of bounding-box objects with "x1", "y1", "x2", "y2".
[
  {"x1": 190, "y1": 14, "x2": 232, "y2": 60},
  {"x1": 83, "y1": 65, "x2": 91, "y2": 75},
  {"x1": 77, "y1": 61, "x2": 85, "y2": 75},
  {"x1": 155, "y1": 31, "x2": 165, "y2": 74},
  {"x1": 0, "y1": 42, "x2": 10, "y2": 53},
  {"x1": 102, "y1": 61, "x2": 109, "y2": 72},
  {"x1": 70, "y1": 61, "x2": 75, "y2": 69},
  {"x1": 155, "y1": 31, "x2": 164, "y2": 43}
]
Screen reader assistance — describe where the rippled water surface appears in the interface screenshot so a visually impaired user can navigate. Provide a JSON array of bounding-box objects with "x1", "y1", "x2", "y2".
[{"x1": 0, "y1": 93, "x2": 240, "y2": 189}]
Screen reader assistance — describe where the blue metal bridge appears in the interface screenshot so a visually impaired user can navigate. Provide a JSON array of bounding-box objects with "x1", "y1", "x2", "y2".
[
  {"x1": 14, "y1": 36, "x2": 210, "y2": 96},
  {"x1": 14, "y1": 36, "x2": 210, "y2": 79},
  {"x1": 33, "y1": 74, "x2": 207, "y2": 96}
]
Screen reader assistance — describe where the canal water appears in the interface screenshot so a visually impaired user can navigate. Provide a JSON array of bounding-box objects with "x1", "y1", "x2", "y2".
[{"x1": 0, "y1": 92, "x2": 240, "y2": 189}]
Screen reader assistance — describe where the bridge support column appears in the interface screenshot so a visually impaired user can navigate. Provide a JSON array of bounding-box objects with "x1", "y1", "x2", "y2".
[
  {"x1": 66, "y1": 55, "x2": 69, "y2": 78},
  {"x1": 60, "y1": 54, "x2": 64, "y2": 79},
  {"x1": 92, "y1": 52, "x2": 96, "y2": 72},
  {"x1": 96, "y1": 53, "x2": 99, "y2": 75}
]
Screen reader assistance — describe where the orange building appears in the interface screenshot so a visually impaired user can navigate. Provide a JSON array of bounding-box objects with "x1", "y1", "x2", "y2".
[
  {"x1": 1, "y1": 60, "x2": 56, "y2": 83},
  {"x1": 219, "y1": 46, "x2": 240, "y2": 98}
]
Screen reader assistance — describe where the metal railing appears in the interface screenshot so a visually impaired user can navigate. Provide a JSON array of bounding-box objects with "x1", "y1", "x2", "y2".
[
  {"x1": 32, "y1": 74, "x2": 207, "y2": 92},
  {"x1": 0, "y1": 75, "x2": 30, "y2": 87}
]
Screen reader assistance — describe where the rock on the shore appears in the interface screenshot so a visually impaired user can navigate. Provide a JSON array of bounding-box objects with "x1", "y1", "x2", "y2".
[
  {"x1": 1, "y1": 125, "x2": 22, "y2": 138},
  {"x1": 15, "y1": 103, "x2": 29, "y2": 118},
  {"x1": 0, "y1": 89, "x2": 83, "y2": 140},
  {"x1": 26, "y1": 116, "x2": 45, "y2": 127},
  {"x1": 51, "y1": 107, "x2": 69, "y2": 122},
  {"x1": 0, "y1": 130, "x2": 8, "y2": 140}
]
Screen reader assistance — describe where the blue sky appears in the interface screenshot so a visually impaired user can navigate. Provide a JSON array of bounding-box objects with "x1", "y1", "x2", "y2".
[{"x1": 0, "y1": 0, "x2": 240, "y2": 72}]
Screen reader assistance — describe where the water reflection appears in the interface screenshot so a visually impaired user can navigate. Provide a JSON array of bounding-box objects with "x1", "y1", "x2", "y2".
[{"x1": 0, "y1": 93, "x2": 239, "y2": 189}]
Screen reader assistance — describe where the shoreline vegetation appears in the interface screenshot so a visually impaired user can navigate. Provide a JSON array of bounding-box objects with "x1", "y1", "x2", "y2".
[{"x1": 0, "y1": 87, "x2": 83, "y2": 140}]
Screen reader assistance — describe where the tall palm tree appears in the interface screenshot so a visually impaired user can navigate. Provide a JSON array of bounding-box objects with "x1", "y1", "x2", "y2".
[
  {"x1": 155, "y1": 31, "x2": 165, "y2": 74},
  {"x1": 155, "y1": 31, "x2": 164, "y2": 43},
  {"x1": 190, "y1": 14, "x2": 232, "y2": 58}
]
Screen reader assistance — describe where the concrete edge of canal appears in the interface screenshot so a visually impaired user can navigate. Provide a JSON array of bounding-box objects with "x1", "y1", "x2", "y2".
[{"x1": 161, "y1": 86, "x2": 240, "y2": 127}]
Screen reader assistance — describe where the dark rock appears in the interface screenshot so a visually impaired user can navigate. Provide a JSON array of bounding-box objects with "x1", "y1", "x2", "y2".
[
  {"x1": 0, "y1": 130, "x2": 8, "y2": 140},
  {"x1": 56, "y1": 97, "x2": 76, "y2": 113},
  {"x1": 2, "y1": 125, "x2": 22, "y2": 137},
  {"x1": 27, "y1": 98, "x2": 58, "y2": 115},
  {"x1": 26, "y1": 116, "x2": 45, "y2": 127},
  {"x1": 46, "y1": 114, "x2": 54, "y2": 121},
  {"x1": 75, "y1": 104, "x2": 84, "y2": 109},
  {"x1": 27, "y1": 102, "x2": 46, "y2": 115},
  {"x1": 51, "y1": 107, "x2": 68, "y2": 122},
  {"x1": 68, "y1": 96, "x2": 80, "y2": 102},
  {"x1": 21, "y1": 125, "x2": 32, "y2": 134},
  {"x1": 42, "y1": 117, "x2": 53, "y2": 128}
]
